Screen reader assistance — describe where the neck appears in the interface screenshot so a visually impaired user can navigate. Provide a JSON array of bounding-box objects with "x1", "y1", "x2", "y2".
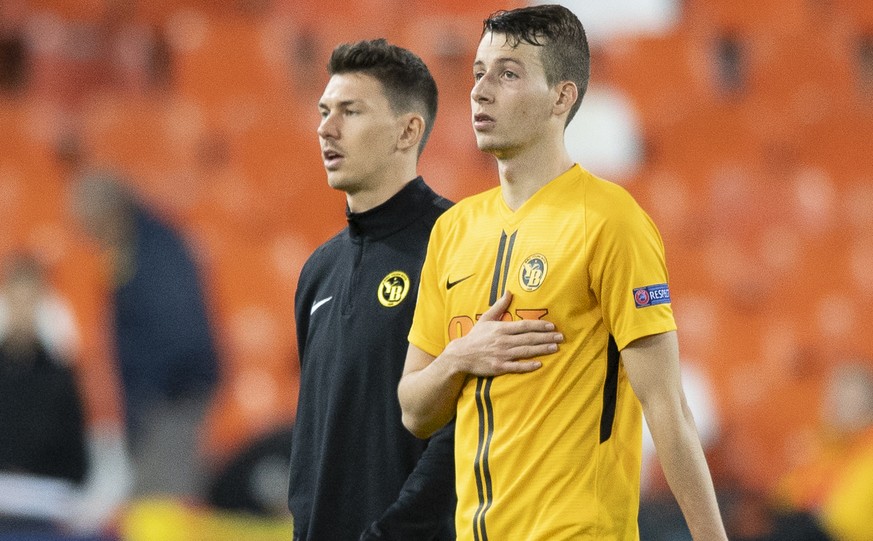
[
  {"x1": 345, "y1": 161, "x2": 418, "y2": 214},
  {"x1": 494, "y1": 136, "x2": 574, "y2": 211}
]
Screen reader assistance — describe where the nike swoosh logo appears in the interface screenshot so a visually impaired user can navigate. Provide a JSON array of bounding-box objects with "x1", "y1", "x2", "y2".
[
  {"x1": 310, "y1": 296, "x2": 333, "y2": 315},
  {"x1": 446, "y1": 274, "x2": 474, "y2": 290}
]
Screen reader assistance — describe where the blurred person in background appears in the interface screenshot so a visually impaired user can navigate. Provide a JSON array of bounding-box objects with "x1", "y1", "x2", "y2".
[
  {"x1": 769, "y1": 361, "x2": 873, "y2": 541},
  {"x1": 69, "y1": 170, "x2": 220, "y2": 502},
  {"x1": 0, "y1": 253, "x2": 88, "y2": 534},
  {"x1": 207, "y1": 426, "x2": 293, "y2": 518},
  {"x1": 288, "y1": 39, "x2": 456, "y2": 540}
]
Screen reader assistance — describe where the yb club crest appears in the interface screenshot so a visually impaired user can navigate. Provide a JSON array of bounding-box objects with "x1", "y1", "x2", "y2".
[
  {"x1": 378, "y1": 271, "x2": 410, "y2": 307},
  {"x1": 519, "y1": 254, "x2": 547, "y2": 292}
]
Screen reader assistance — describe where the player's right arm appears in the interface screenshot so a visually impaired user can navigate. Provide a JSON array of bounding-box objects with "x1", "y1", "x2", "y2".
[
  {"x1": 399, "y1": 291, "x2": 561, "y2": 438},
  {"x1": 398, "y1": 343, "x2": 465, "y2": 439}
]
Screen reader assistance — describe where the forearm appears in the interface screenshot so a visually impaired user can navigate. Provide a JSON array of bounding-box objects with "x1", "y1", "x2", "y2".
[
  {"x1": 400, "y1": 291, "x2": 555, "y2": 438},
  {"x1": 647, "y1": 401, "x2": 727, "y2": 541},
  {"x1": 398, "y1": 350, "x2": 467, "y2": 438}
]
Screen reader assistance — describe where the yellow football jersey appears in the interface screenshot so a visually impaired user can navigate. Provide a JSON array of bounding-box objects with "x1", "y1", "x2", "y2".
[{"x1": 409, "y1": 165, "x2": 677, "y2": 540}]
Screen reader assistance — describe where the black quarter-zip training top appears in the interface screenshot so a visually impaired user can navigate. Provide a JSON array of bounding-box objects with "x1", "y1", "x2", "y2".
[{"x1": 288, "y1": 177, "x2": 456, "y2": 540}]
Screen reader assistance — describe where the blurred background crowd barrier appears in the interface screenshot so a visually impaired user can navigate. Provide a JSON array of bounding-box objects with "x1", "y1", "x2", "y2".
[{"x1": 1, "y1": 0, "x2": 872, "y2": 539}]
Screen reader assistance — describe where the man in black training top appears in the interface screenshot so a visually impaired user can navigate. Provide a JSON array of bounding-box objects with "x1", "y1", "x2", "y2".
[{"x1": 287, "y1": 39, "x2": 455, "y2": 540}]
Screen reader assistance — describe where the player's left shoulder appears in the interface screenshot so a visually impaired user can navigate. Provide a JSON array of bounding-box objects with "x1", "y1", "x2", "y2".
[
  {"x1": 576, "y1": 168, "x2": 646, "y2": 221},
  {"x1": 579, "y1": 168, "x2": 635, "y2": 202}
]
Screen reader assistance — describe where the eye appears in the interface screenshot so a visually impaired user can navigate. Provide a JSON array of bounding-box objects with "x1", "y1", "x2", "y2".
[
  {"x1": 473, "y1": 71, "x2": 485, "y2": 81},
  {"x1": 502, "y1": 70, "x2": 518, "y2": 80},
  {"x1": 319, "y1": 109, "x2": 329, "y2": 118},
  {"x1": 344, "y1": 109, "x2": 359, "y2": 116}
]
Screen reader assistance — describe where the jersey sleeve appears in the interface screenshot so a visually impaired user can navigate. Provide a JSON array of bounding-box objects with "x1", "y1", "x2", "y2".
[
  {"x1": 408, "y1": 218, "x2": 448, "y2": 358},
  {"x1": 588, "y1": 191, "x2": 677, "y2": 351}
]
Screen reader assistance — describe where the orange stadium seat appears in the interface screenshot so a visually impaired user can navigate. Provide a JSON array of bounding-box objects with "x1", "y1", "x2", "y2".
[
  {"x1": 172, "y1": 16, "x2": 282, "y2": 106},
  {"x1": 24, "y1": 0, "x2": 108, "y2": 22},
  {"x1": 795, "y1": 107, "x2": 873, "y2": 186},
  {"x1": 601, "y1": 29, "x2": 709, "y2": 128},
  {"x1": 831, "y1": 0, "x2": 873, "y2": 27},
  {"x1": 684, "y1": 0, "x2": 808, "y2": 35}
]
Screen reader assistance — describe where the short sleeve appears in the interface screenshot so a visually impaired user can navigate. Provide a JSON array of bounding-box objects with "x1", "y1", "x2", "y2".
[
  {"x1": 408, "y1": 219, "x2": 448, "y2": 358},
  {"x1": 588, "y1": 193, "x2": 677, "y2": 350}
]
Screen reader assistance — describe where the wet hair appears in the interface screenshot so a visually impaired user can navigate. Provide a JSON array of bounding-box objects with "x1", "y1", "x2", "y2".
[
  {"x1": 483, "y1": 4, "x2": 590, "y2": 125},
  {"x1": 328, "y1": 38, "x2": 438, "y2": 155}
]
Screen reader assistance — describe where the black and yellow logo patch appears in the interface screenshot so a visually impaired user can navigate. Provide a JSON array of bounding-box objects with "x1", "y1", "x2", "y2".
[
  {"x1": 378, "y1": 271, "x2": 410, "y2": 307},
  {"x1": 519, "y1": 254, "x2": 547, "y2": 292}
]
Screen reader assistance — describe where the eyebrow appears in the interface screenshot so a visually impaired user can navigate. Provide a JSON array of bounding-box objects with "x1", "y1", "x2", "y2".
[
  {"x1": 473, "y1": 56, "x2": 525, "y2": 69},
  {"x1": 318, "y1": 99, "x2": 362, "y2": 109}
]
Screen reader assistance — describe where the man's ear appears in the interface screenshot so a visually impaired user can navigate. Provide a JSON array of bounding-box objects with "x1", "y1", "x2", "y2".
[
  {"x1": 397, "y1": 113, "x2": 425, "y2": 153},
  {"x1": 553, "y1": 81, "x2": 578, "y2": 118}
]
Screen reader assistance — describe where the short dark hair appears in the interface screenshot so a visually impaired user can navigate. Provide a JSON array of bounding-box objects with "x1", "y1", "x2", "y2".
[
  {"x1": 328, "y1": 39, "x2": 438, "y2": 156},
  {"x1": 483, "y1": 5, "x2": 589, "y2": 125}
]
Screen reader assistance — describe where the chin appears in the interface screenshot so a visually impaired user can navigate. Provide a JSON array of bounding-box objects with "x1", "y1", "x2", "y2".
[
  {"x1": 326, "y1": 172, "x2": 347, "y2": 190},
  {"x1": 327, "y1": 174, "x2": 366, "y2": 196},
  {"x1": 475, "y1": 134, "x2": 498, "y2": 152},
  {"x1": 476, "y1": 139, "x2": 507, "y2": 156},
  {"x1": 476, "y1": 133, "x2": 523, "y2": 159}
]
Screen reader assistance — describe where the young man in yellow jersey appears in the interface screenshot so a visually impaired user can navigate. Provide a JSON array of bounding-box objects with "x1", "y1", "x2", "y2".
[{"x1": 398, "y1": 5, "x2": 728, "y2": 540}]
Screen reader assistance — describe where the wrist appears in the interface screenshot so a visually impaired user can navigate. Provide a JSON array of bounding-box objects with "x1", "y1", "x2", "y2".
[{"x1": 439, "y1": 339, "x2": 469, "y2": 377}]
